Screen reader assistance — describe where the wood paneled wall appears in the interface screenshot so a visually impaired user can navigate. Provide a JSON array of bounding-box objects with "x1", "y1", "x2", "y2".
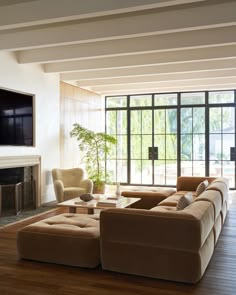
[{"x1": 60, "y1": 82, "x2": 104, "y2": 169}]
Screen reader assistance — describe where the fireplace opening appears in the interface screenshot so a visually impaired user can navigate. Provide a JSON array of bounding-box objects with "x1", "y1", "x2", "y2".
[{"x1": 0, "y1": 167, "x2": 36, "y2": 216}]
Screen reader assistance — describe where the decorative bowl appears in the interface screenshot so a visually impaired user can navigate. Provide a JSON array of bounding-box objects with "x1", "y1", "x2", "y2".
[{"x1": 80, "y1": 193, "x2": 94, "y2": 202}]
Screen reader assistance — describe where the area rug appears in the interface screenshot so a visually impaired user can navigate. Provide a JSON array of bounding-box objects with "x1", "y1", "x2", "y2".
[{"x1": 0, "y1": 206, "x2": 56, "y2": 227}]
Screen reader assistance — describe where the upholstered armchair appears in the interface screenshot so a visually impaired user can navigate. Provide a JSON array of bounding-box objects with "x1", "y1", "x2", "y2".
[{"x1": 52, "y1": 168, "x2": 93, "y2": 203}]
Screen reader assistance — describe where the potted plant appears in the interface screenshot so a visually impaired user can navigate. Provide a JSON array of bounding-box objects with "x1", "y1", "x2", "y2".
[{"x1": 70, "y1": 123, "x2": 117, "y2": 193}]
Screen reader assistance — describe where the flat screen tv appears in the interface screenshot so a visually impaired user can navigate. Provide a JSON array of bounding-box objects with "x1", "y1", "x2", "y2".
[{"x1": 0, "y1": 88, "x2": 34, "y2": 146}]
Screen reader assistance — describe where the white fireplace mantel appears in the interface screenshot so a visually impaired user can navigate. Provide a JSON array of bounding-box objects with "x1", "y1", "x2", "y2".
[
  {"x1": 0, "y1": 155, "x2": 41, "y2": 169},
  {"x1": 0, "y1": 155, "x2": 41, "y2": 207}
]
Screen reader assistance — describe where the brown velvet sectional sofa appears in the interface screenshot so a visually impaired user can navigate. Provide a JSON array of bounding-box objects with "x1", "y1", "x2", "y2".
[
  {"x1": 17, "y1": 176, "x2": 229, "y2": 284},
  {"x1": 100, "y1": 177, "x2": 229, "y2": 283}
]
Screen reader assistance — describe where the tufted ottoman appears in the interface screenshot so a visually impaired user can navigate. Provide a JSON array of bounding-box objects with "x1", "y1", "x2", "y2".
[{"x1": 17, "y1": 213, "x2": 100, "y2": 268}]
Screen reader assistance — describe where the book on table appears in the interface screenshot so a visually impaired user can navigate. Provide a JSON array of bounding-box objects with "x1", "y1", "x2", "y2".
[{"x1": 96, "y1": 199, "x2": 123, "y2": 207}]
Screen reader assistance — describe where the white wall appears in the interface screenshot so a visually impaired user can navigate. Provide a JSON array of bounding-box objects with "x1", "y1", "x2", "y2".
[{"x1": 0, "y1": 51, "x2": 60, "y2": 203}]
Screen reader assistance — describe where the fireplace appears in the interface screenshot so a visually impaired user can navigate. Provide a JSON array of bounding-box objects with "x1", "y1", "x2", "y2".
[{"x1": 0, "y1": 155, "x2": 41, "y2": 215}]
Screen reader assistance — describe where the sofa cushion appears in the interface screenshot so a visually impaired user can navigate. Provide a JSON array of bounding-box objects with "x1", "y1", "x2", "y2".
[
  {"x1": 176, "y1": 176, "x2": 215, "y2": 192},
  {"x1": 195, "y1": 180, "x2": 209, "y2": 197},
  {"x1": 206, "y1": 179, "x2": 228, "y2": 205},
  {"x1": 176, "y1": 192, "x2": 193, "y2": 210},
  {"x1": 158, "y1": 193, "x2": 185, "y2": 207},
  {"x1": 194, "y1": 190, "x2": 222, "y2": 221}
]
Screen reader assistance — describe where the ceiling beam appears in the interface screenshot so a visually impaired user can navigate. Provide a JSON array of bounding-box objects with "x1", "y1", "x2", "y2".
[
  {"x1": 76, "y1": 69, "x2": 236, "y2": 87},
  {"x1": 56, "y1": 45, "x2": 236, "y2": 78},
  {"x1": 18, "y1": 26, "x2": 236, "y2": 64},
  {"x1": 0, "y1": 0, "x2": 235, "y2": 50},
  {"x1": 99, "y1": 84, "x2": 236, "y2": 95},
  {"x1": 60, "y1": 59, "x2": 236, "y2": 81},
  {"x1": 0, "y1": 0, "x2": 205, "y2": 30},
  {"x1": 89, "y1": 77, "x2": 236, "y2": 93}
]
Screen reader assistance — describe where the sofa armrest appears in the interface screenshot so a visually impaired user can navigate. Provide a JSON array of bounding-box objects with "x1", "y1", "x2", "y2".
[
  {"x1": 53, "y1": 180, "x2": 64, "y2": 202},
  {"x1": 80, "y1": 179, "x2": 93, "y2": 193},
  {"x1": 100, "y1": 204, "x2": 212, "y2": 252}
]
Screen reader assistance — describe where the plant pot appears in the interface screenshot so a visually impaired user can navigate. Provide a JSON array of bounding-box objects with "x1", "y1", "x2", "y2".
[{"x1": 93, "y1": 182, "x2": 106, "y2": 194}]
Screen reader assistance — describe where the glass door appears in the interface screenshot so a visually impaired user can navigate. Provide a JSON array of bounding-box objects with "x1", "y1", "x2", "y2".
[
  {"x1": 130, "y1": 109, "x2": 153, "y2": 184},
  {"x1": 209, "y1": 106, "x2": 235, "y2": 187},
  {"x1": 154, "y1": 108, "x2": 177, "y2": 185}
]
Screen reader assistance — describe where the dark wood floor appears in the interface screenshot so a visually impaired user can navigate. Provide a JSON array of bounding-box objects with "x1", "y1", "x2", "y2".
[{"x1": 0, "y1": 194, "x2": 236, "y2": 295}]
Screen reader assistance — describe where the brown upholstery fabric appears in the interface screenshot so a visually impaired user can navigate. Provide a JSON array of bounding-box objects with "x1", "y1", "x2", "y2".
[
  {"x1": 121, "y1": 188, "x2": 175, "y2": 209},
  {"x1": 194, "y1": 190, "x2": 222, "y2": 221},
  {"x1": 100, "y1": 204, "x2": 215, "y2": 283},
  {"x1": 206, "y1": 179, "x2": 228, "y2": 205},
  {"x1": 101, "y1": 230, "x2": 214, "y2": 284},
  {"x1": 213, "y1": 214, "x2": 222, "y2": 245},
  {"x1": 99, "y1": 176, "x2": 228, "y2": 283},
  {"x1": 176, "y1": 176, "x2": 215, "y2": 192},
  {"x1": 158, "y1": 193, "x2": 186, "y2": 207},
  {"x1": 17, "y1": 213, "x2": 100, "y2": 268}
]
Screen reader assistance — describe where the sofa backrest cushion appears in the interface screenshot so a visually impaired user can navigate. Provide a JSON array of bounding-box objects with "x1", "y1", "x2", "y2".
[
  {"x1": 176, "y1": 176, "x2": 215, "y2": 192},
  {"x1": 206, "y1": 178, "x2": 229, "y2": 205},
  {"x1": 194, "y1": 190, "x2": 222, "y2": 221}
]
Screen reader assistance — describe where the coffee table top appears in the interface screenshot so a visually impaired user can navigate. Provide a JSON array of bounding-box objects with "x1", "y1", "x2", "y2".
[{"x1": 57, "y1": 195, "x2": 140, "y2": 211}]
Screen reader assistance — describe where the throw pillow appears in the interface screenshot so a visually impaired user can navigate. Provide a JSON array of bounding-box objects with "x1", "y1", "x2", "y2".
[
  {"x1": 195, "y1": 180, "x2": 209, "y2": 197},
  {"x1": 176, "y1": 192, "x2": 193, "y2": 210}
]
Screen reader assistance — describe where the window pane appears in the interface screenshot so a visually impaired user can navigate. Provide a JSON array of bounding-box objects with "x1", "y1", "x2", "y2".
[
  {"x1": 223, "y1": 107, "x2": 235, "y2": 133},
  {"x1": 116, "y1": 110, "x2": 127, "y2": 134},
  {"x1": 131, "y1": 110, "x2": 141, "y2": 134},
  {"x1": 181, "y1": 161, "x2": 192, "y2": 176},
  {"x1": 154, "y1": 160, "x2": 165, "y2": 185},
  {"x1": 166, "y1": 160, "x2": 177, "y2": 185},
  {"x1": 142, "y1": 110, "x2": 152, "y2": 134},
  {"x1": 193, "y1": 161, "x2": 205, "y2": 176},
  {"x1": 106, "y1": 111, "x2": 116, "y2": 134},
  {"x1": 209, "y1": 134, "x2": 221, "y2": 160},
  {"x1": 181, "y1": 108, "x2": 192, "y2": 133},
  {"x1": 130, "y1": 160, "x2": 141, "y2": 183},
  {"x1": 181, "y1": 134, "x2": 192, "y2": 160},
  {"x1": 223, "y1": 161, "x2": 235, "y2": 188},
  {"x1": 131, "y1": 135, "x2": 141, "y2": 159},
  {"x1": 155, "y1": 135, "x2": 165, "y2": 159},
  {"x1": 193, "y1": 134, "x2": 205, "y2": 160},
  {"x1": 117, "y1": 135, "x2": 127, "y2": 159},
  {"x1": 166, "y1": 135, "x2": 177, "y2": 159},
  {"x1": 209, "y1": 91, "x2": 234, "y2": 104},
  {"x1": 130, "y1": 95, "x2": 152, "y2": 107},
  {"x1": 117, "y1": 160, "x2": 128, "y2": 183},
  {"x1": 181, "y1": 92, "x2": 205, "y2": 105},
  {"x1": 223, "y1": 134, "x2": 234, "y2": 160},
  {"x1": 166, "y1": 109, "x2": 177, "y2": 134},
  {"x1": 106, "y1": 160, "x2": 116, "y2": 182},
  {"x1": 141, "y1": 160, "x2": 152, "y2": 185},
  {"x1": 154, "y1": 110, "x2": 165, "y2": 134},
  {"x1": 209, "y1": 108, "x2": 221, "y2": 133},
  {"x1": 209, "y1": 161, "x2": 221, "y2": 177},
  {"x1": 193, "y1": 108, "x2": 205, "y2": 133},
  {"x1": 106, "y1": 96, "x2": 127, "y2": 108},
  {"x1": 142, "y1": 135, "x2": 152, "y2": 159},
  {"x1": 107, "y1": 136, "x2": 117, "y2": 159},
  {"x1": 154, "y1": 93, "x2": 177, "y2": 106}
]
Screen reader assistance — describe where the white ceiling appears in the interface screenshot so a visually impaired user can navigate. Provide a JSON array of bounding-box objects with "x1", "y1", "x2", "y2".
[{"x1": 1, "y1": 0, "x2": 236, "y2": 95}]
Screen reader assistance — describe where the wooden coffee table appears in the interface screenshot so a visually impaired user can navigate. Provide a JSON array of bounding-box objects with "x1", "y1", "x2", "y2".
[{"x1": 57, "y1": 195, "x2": 141, "y2": 214}]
